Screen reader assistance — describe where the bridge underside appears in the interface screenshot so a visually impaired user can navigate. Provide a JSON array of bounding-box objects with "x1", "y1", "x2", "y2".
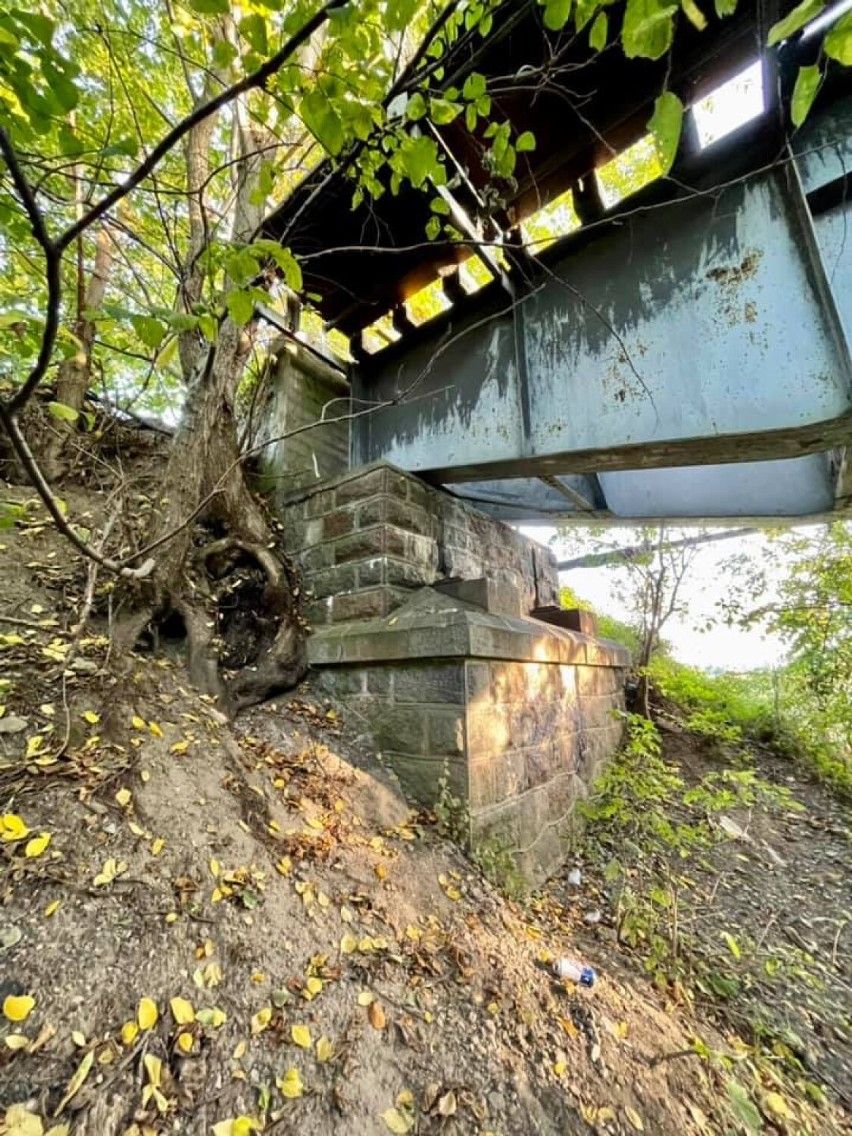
[
  {"x1": 351, "y1": 96, "x2": 852, "y2": 522},
  {"x1": 267, "y1": 1, "x2": 852, "y2": 523}
]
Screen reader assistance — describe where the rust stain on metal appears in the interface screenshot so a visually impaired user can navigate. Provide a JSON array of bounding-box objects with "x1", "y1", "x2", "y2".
[{"x1": 706, "y1": 250, "x2": 763, "y2": 285}]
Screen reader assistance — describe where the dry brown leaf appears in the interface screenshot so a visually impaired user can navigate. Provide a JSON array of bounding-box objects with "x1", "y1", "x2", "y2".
[{"x1": 368, "y1": 1000, "x2": 386, "y2": 1031}]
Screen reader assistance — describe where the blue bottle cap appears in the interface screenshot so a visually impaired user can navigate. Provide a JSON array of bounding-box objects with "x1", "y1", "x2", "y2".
[{"x1": 579, "y1": 967, "x2": 596, "y2": 988}]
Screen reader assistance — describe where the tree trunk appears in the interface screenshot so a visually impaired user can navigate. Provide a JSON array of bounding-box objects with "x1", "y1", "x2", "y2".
[
  {"x1": 119, "y1": 316, "x2": 307, "y2": 713},
  {"x1": 42, "y1": 225, "x2": 114, "y2": 480}
]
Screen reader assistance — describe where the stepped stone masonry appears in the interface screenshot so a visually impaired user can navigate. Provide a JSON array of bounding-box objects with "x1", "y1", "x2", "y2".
[
  {"x1": 279, "y1": 462, "x2": 560, "y2": 627},
  {"x1": 273, "y1": 459, "x2": 629, "y2": 886}
]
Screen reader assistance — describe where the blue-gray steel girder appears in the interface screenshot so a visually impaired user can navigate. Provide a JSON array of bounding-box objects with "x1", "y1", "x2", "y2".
[{"x1": 351, "y1": 97, "x2": 852, "y2": 521}]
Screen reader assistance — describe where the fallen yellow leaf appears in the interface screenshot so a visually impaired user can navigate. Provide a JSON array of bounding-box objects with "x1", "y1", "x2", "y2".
[
  {"x1": 2, "y1": 1105, "x2": 44, "y2": 1136},
  {"x1": 316, "y1": 1036, "x2": 334, "y2": 1063},
  {"x1": 26, "y1": 736, "x2": 45, "y2": 759},
  {"x1": 277, "y1": 1067, "x2": 304, "y2": 1100},
  {"x1": 3, "y1": 994, "x2": 35, "y2": 1023},
  {"x1": 82, "y1": 711, "x2": 100, "y2": 725},
  {"x1": 764, "y1": 1092, "x2": 792, "y2": 1120},
  {"x1": 55, "y1": 1049, "x2": 94, "y2": 1114},
  {"x1": 144, "y1": 1053, "x2": 162, "y2": 1087},
  {"x1": 148, "y1": 721, "x2": 163, "y2": 738},
  {"x1": 303, "y1": 976, "x2": 322, "y2": 1000},
  {"x1": 340, "y1": 933, "x2": 357, "y2": 955},
  {"x1": 251, "y1": 1006, "x2": 271, "y2": 1035},
  {"x1": 0, "y1": 814, "x2": 30, "y2": 843},
  {"x1": 4, "y1": 1034, "x2": 29, "y2": 1050},
  {"x1": 137, "y1": 998, "x2": 158, "y2": 1030},
  {"x1": 140, "y1": 770, "x2": 151, "y2": 783},
  {"x1": 132, "y1": 716, "x2": 145, "y2": 730},
  {"x1": 150, "y1": 838, "x2": 165, "y2": 856},
  {"x1": 212, "y1": 1119, "x2": 263, "y2": 1136},
  {"x1": 169, "y1": 997, "x2": 195, "y2": 1025},
  {"x1": 291, "y1": 1023, "x2": 311, "y2": 1049},
  {"x1": 176, "y1": 1030, "x2": 193, "y2": 1054},
  {"x1": 115, "y1": 788, "x2": 132, "y2": 807},
  {"x1": 625, "y1": 1106, "x2": 645, "y2": 1131},
  {"x1": 381, "y1": 1107, "x2": 413, "y2": 1134},
  {"x1": 121, "y1": 1021, "x2": 139, "y2": 1046},
  {"x1": 93, "y1": 858, "x2": 126, "y2": 887},
  {"x1": 24, "y1": 832, "x2": 51, "y2": 858},
  {"x1": 44, "y1": 900, "x2": 61, "y2": 918},
  {"x1": 356, "y1": 991, "x2": 375, "y2": 1007}
]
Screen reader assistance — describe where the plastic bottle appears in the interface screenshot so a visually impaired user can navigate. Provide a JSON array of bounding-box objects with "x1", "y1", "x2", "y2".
[{"x1": 553, "y1": 957, "x2": 596, "y2": 987}]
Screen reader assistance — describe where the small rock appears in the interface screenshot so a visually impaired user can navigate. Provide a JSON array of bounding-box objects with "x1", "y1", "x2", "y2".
[
  {"x1": 584, "y1": 910, "x2": 602, "y2": 925},
  {"x1": 0, "y1": 716, "x2": 28, "y2": 734},
  {"x1": 567, "y1": 868, "x2": 582, "y2": 887},
  {"x1": 0, "y1": 925, "x2": 23, "y2": 951}
]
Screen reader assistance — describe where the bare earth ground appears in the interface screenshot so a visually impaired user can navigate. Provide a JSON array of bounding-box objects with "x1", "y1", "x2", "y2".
[{"x1": 1, "y1": 487, "x2": 850, "y2": 1136}]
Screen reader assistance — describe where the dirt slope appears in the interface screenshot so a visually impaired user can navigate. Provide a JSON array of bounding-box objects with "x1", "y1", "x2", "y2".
[{"x1": 1, "y1": 486, "x2": 849, "y2": 1136}]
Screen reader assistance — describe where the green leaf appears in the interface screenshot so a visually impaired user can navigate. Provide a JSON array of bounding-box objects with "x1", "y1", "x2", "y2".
[
  {"x1": 188, "y1": 0, "x2": 230, "y2": 12},
  {"x1": 824, "y1": 11, "x2": 852, "y2": 65},
  {"x1": 791, "y1": 64, "x2": 822, "y2": 127},
  {"x1": 621, "y1": 0, "x2": 679, "y2": 59},
  {"x1": 516, "y1": 130, "x2": 536, "y2": 152},
  {"x1": 227, "y1": 290, "x2": 255, "y2": 326},
  {"x1": 239, "y1": 14, "x2": 268, "y2": 55},
  {"x1": 399, "y1": 135, "x2": 439, "y2": 188},
  {"x1": 47, "y1": 401, "x2": 79, "y2": 423},
  {"x1": 462, "y1": 72, "x2": 487, "y2": 100},
  {"x1": 387, "y1": 0, "x2": 419, "y2": 32},
  {"x1": 714, "y1": 0, "x2": 737, "y2": 13},
  {"x1": 589, "y1": 11, "x2": 608, "y2": 49},
  {"x1": 575, "y1": 0, "x2": 601, "y2": 30},
  {"x1": 406, "y1": 92, "x2": 427, "y2": 121},
  {"x1": 430, "y1": 196, "x2": 450, "y2": 214},
  {"x1": 212, "y1": 39, "x2": 239, "y2": 69},
  {"x1": 725, "y1": 1080, "x2": 763, "y2": 1134},
  {"x1": 721, "y1": 930, "x2": 741, "y2": 959},
  {"x1": 131, "y1": 315, "x2": 166, "y2": 349},
  {"x1": 300, "y1": 88, "x2": 345, "y2": 155},
  {"x1": 430, "y1": 97, "x2": 461, "y2": 125},
  {"x1": 272, "y1": 247, "x2": 303, "y2": 292},
  {"x1": 767, "y1": 0, "x2": 825, "y2": 46},
  {"x1": 543, "y1": 0, "x2": 573, "y2": 31},
  {"x1": 681, "y1": 0, "x2": 707, "y2": 30},
  {"x1": 648, "y1": 91, "x2": 683, "y2": 173}
]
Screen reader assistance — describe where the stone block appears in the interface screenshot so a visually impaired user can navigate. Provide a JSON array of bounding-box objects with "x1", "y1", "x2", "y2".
[
  {"x1": 393, "y1": 664, "x2": 466, "y2": 704},
  {"x1": 322, "y1": 509, "x2": 355, "y2": 540},
  {"x1": 434, "y1": 578, "x2": 522, "y2": 618},
  {"x1": 383, "y1": 557, "x2": 437, "y2": 588},
  {"x1": 304, "y1": 564, "x2": 358, "y2": 599},
  {"x1": 335, "y1": 467, "x2": 388, "y2": 503},
  {"x1": 465, "y1": 662, "x2": 492, "y2": 702},
  {"x1": 365, "y1": 667, "x2": 393, "y2": 694},
  {"x1": 314, "y1": 667, "x2": 366, "y2": 696},
  {"x1": 371, "y1": 705, "x2": 431, "y2": 754},
  {"x1": 387, "y1": 752, "x2": 468, "y2": 807},
  {"x1": 329, "y1": 588, "x2": 395, "y2": 623},
  {"x1": 428, "y1": 710, "x2": 466, "y2": 756}
]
